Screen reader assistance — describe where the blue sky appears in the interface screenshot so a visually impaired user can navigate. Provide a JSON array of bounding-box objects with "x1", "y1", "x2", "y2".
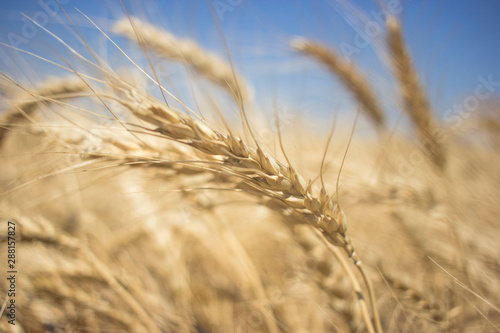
[{"x1": 0, "y1": 0, "x2": 499, "y2": 129}]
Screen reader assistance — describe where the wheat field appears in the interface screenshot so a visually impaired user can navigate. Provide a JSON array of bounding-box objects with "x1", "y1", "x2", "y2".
[{"x1": 1, "y1": 1, "x2": 500, "y2": 332}]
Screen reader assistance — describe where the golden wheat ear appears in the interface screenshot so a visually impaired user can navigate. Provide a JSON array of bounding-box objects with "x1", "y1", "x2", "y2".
[
  {"x1": 0, "y1": 76, "x2": 87, "y2": 146},
  {"x1": 291, "y1": 38, "x2": 386, "y2": 131},
  {"x1": 106, "y1": 82, "x2": 382, "y2": 332},
  {"x1": 112, "y1": 17, "x2": 251, "y2": 104},
  {"x1": 386, "y1": 16, "x2": 446, "y2": 170}
]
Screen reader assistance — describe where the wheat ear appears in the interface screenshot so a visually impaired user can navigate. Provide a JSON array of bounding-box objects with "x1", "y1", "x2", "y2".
[
  {"x1": 291, "y1": 38, "x2": 385, "y2": 130},
  {"x1": 387, "y1": 16, "x2": 446, "y2": 169},
  {"x1": 64, "y1": 121, "x2": 383, "y2": 333},
  {"x1": 380, "y1": 268, "x2": 447, "y2": 324},
  {"x1": 107, "y1": 85, "x2": 383, "y2": 332},
  {"x1": 0, "y1": 77, "x2": 87, "y2": 145},
  {"x1": 112, "y1": 17, "x2": 250, "y2": 103},
  {"x1": 118, "y1": 88, "x2": 349, "y2": 243}
]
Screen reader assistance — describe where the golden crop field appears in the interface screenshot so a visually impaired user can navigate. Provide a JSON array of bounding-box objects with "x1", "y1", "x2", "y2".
[{"x1": 1, "y1": 1, "x2": 499, "y2": 332}]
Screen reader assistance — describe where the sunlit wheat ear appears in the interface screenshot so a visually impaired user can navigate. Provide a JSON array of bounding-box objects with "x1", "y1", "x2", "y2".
[
  {"x1": 112, "y1": 17, "x2": 250, "y2": 103},
  {"x1": 291, "y1": 38, "x2": 385, "y2": 130},
  {"x1": 0, "y1": 76, "x2": 87, "y2": 146},
  {"x1": 53, "y1": 101, "x2": 374, "y2": 331},
  {"x1": 386, "y1": 16, "x2": 446, "y2": 170},
  {"x1": 116, "y1": 86, "x2": 354, "y2": 244},
  {"x1": 109, "y1": 83, "x2": 381, "y2": 332}
]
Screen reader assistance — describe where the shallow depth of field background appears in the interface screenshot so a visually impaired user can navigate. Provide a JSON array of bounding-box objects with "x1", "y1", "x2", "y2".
[
  {"x1": 1, "y1": 1, "x2": 500, "y2": 332},
  {"x1": 1, "y1": 0, "x2": 500, "y2": 125}
]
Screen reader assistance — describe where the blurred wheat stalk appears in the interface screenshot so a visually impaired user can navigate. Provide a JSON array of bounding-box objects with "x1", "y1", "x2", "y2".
[{"x1": 1, "y1": 5, "x2": 499, "y2": 333}]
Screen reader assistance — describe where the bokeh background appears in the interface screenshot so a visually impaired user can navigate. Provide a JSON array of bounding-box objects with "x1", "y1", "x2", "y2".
[{"x1": 1, "y1": 0, "x2": 499, "y2": 128}]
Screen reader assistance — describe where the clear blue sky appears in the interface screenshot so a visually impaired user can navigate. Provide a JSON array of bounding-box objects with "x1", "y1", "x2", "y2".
[{"x1": 1, "y1": 0, "x2": 499, "y2": 127}]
